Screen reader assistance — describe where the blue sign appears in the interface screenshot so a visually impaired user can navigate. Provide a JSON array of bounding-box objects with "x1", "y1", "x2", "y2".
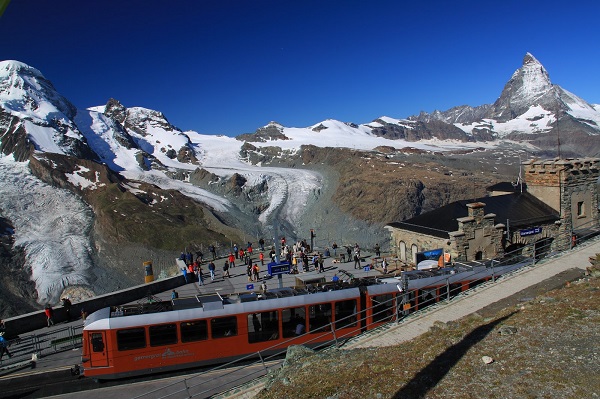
[
  {"x1": 363, "y1": 266, "x2": 370, "y2": 272},
  {"x1": 520, "y1": 227, "x2": 542, "y2": 237},
  {"x1": 416, "y1": 248, "x2": 443, "y2": 264},
  {"x1": 268, "y1": 261, "x2": 290, "y2": 276},
  {"x1": 246, "y1": 284, "x2": 254, "y2": 290}
]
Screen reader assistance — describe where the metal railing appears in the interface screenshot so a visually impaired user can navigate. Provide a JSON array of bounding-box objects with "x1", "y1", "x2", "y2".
[{"x1": 0, "y1": 324, "x2": 83, "y2": 372}]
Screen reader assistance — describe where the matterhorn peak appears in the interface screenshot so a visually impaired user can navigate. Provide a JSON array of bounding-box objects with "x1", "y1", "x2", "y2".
[{"x1": 488, "y1": 52, "x2": 556, "y2": 121}]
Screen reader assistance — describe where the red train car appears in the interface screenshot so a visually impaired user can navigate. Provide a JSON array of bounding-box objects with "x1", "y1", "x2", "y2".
[
  {"x1": 82, "y1": 287, "x2": 363, "y2": 379},
  {"x1": 82, "y1": 260, "x2": 521, "y2": 380}
]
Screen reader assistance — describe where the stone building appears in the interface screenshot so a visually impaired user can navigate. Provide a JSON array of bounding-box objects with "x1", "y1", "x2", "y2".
[{"x1": 385, "y1": 158, "x2": 600, "y2": 266}]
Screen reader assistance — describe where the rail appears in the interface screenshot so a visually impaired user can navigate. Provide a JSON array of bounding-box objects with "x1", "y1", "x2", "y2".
[
  {"x1": 129, "y1": 224, "x2": 600, "y2": 399},
  {"x1": 0, "y1": 324, "x2": 83, "y2": 373}
]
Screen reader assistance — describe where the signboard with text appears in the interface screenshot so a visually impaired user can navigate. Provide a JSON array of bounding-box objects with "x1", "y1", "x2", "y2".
[
  {"x1": 268, "y1": 261, "x2": 291, "y2": 276},
  {"x1": 520, "y1": 227, "x2": 542, "y2": 237}
]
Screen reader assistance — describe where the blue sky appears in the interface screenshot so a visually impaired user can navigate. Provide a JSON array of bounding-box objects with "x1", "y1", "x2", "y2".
[{"x1": 1, "y1": 0, "x2": 599, "y2": 136}]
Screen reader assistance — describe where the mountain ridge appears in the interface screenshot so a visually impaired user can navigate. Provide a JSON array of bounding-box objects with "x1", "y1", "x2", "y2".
[{"x1": 0, "y1": 53, "x2": 598, "y2": 315}]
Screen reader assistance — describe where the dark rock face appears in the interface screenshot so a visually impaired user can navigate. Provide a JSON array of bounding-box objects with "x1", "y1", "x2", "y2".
[
  {"x1": 0, "y1": 109, "x2": 35, "y2": 161},
  {"x1": 237, "y1": 122, "x2": 290, "y2": 142}
]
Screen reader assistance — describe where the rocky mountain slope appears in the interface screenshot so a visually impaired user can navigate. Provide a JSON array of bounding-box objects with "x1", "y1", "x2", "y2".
[{"x1": 0, "y1": 53, "x2": 597, "y2": 316}]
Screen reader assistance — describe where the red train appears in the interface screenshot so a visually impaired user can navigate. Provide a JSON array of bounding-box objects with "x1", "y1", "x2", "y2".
[{"x1": 82, "y1": 261, "x2": 522, "y2": 379}]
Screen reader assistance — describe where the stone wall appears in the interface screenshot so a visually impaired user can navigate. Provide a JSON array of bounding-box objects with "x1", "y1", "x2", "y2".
[{"x1": 524, "y1": 158, "x2": 600, "y2": 250}]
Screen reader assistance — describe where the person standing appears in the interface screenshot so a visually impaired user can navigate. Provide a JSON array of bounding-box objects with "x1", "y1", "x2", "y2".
[
  {"x1": 228, "y1": 253, "x2": 236, "y2": 268},
  {"x1": 182, "y1": 266, "x2": 190, "y2": 284},
  {"x1": 196, "y1": 266, "x2": 204, "y2": 285},
  {"x1": 171, "y1": 290, "x2": 179, "y2": 300},
  {"x1": 332, "y1": 242, "x2": 338, "y2": 256},
  {"x1": 0, "y1": 332, "x2": 12, "y2": 359},
  {"x1": 259, "y1": 252, "x2": 265, "y2": 266},
  {"x1": 44, "y1": 305, "x2": 55, "y2": 327},
  {"x1": 62, "y1": 297, "x2": 73, "y2": 321},
  {"x1": 247, "y1": 263, "x2": 253, "y2": 282},
  {"x1": 208, "y1": 261, "x2": 216, "y2": 281},
  {"x1": 354, "y1": 252, "x2": 361, "y2": 269},
  {"x1": 374, "y1": 243, "x2": 381, "y2": 257}
]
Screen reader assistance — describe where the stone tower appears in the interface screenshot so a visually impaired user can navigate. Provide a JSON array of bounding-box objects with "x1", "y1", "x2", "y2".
[{"x1": 523, "y1": 158, "x2": 600, "y2": 247}]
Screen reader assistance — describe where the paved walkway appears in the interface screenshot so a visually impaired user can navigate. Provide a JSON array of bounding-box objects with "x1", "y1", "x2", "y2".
[{"x1": 218, "y1": 238, "x2": 600, "y2": 398}]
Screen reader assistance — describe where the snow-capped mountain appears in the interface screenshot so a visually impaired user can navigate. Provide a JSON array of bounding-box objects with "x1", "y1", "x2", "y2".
[
  {"x1": 0, "y1": 53, "x2": 598, "y2": 312},
  {"x1": 408, "y1": 53, "x2": 600, "y2": 155}
]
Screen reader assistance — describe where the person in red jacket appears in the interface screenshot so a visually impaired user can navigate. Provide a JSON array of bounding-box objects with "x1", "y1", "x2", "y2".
[{"x1": 44, "y1": 305, "x2": 55, "y2": 327}]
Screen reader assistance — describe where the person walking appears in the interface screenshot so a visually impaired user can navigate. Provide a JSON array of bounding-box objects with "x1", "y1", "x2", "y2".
[{"x1": 223, "y1": 260, "x2": 230, "y2": 278}]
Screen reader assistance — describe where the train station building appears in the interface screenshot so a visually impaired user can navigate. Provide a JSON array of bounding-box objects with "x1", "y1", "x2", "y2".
[{"x1": 385, "y1": 158, "x2": 600, "y2": 266}]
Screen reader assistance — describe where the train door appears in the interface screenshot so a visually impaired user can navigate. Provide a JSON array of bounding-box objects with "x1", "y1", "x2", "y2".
[{"x1": 88, "y1": 331, "x2": 109, "y2": 367}]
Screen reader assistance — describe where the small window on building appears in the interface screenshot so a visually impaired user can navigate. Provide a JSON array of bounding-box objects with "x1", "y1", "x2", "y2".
[{"x1": 577, "y1": 201, "x2": 585, "y2": 217}]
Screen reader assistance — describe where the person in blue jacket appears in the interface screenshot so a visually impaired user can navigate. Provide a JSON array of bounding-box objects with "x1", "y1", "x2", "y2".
[{"x1": 0, "y1": 332, "x2": 12, "y2": 359}]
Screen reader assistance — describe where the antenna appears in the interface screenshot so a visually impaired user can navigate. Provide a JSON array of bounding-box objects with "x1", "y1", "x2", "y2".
[
  {"x1": 512, "y1": 154, "x2": 523, "y2": 193},
  {"x1": 556, "y1": 102, "x2": 561, "y2": 159}
]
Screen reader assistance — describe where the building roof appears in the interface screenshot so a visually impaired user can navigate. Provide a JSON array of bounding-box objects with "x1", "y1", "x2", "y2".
[
  {"x1": 486, "y1": 181, "x2": 527, "y2": 193},
  {"x1": 386, "y1": 192, "x2": 560, "y2": 238}
]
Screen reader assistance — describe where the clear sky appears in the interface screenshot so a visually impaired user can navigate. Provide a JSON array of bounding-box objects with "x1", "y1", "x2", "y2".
[{"x1": 1, "y1": 0, "x2": 599, "y2": 136}]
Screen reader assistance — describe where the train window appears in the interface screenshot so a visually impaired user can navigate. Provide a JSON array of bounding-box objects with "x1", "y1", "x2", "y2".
[
  {"x1": 91, "y1": 333, "x2": 104, "y2": 352},
  {"x1": 334, "y1": 299, "x2": 357, "y2": 329},
  {"x1": 117, "y1": 328, "x2": 146, "y2": 351},
  {"x1": 282, "y1": 306, "x2": 306, "y2": 338},
  {"x1": 181, "y1": 320, "x2": 208, "y2": 342},
  {"x1": 308, "y1": 303, "x2": 332, "y2": 334},
  {"x1": 149, "y1": 324, "x2": 178, "y2": 347},
  {"x1": 211, "y1": 316, "x2": 237, "y2": 339},
  {"x1": 418, "y1": 289, "x2": 436, "y2": 310},
  {"x1": 248, "y1": 311, "x2": 279, "y2": 343},
  {"x1": 449, "y1": 283, "x2": 462, "y2": 299},
  {"x1": 372, "y1": 294, "x2": 394, "y2": 323}
]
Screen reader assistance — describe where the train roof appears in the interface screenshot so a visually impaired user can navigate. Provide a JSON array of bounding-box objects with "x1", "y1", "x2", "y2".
[{"x1": 84, "y1": 287, "x2": 361, "y2": 331}]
